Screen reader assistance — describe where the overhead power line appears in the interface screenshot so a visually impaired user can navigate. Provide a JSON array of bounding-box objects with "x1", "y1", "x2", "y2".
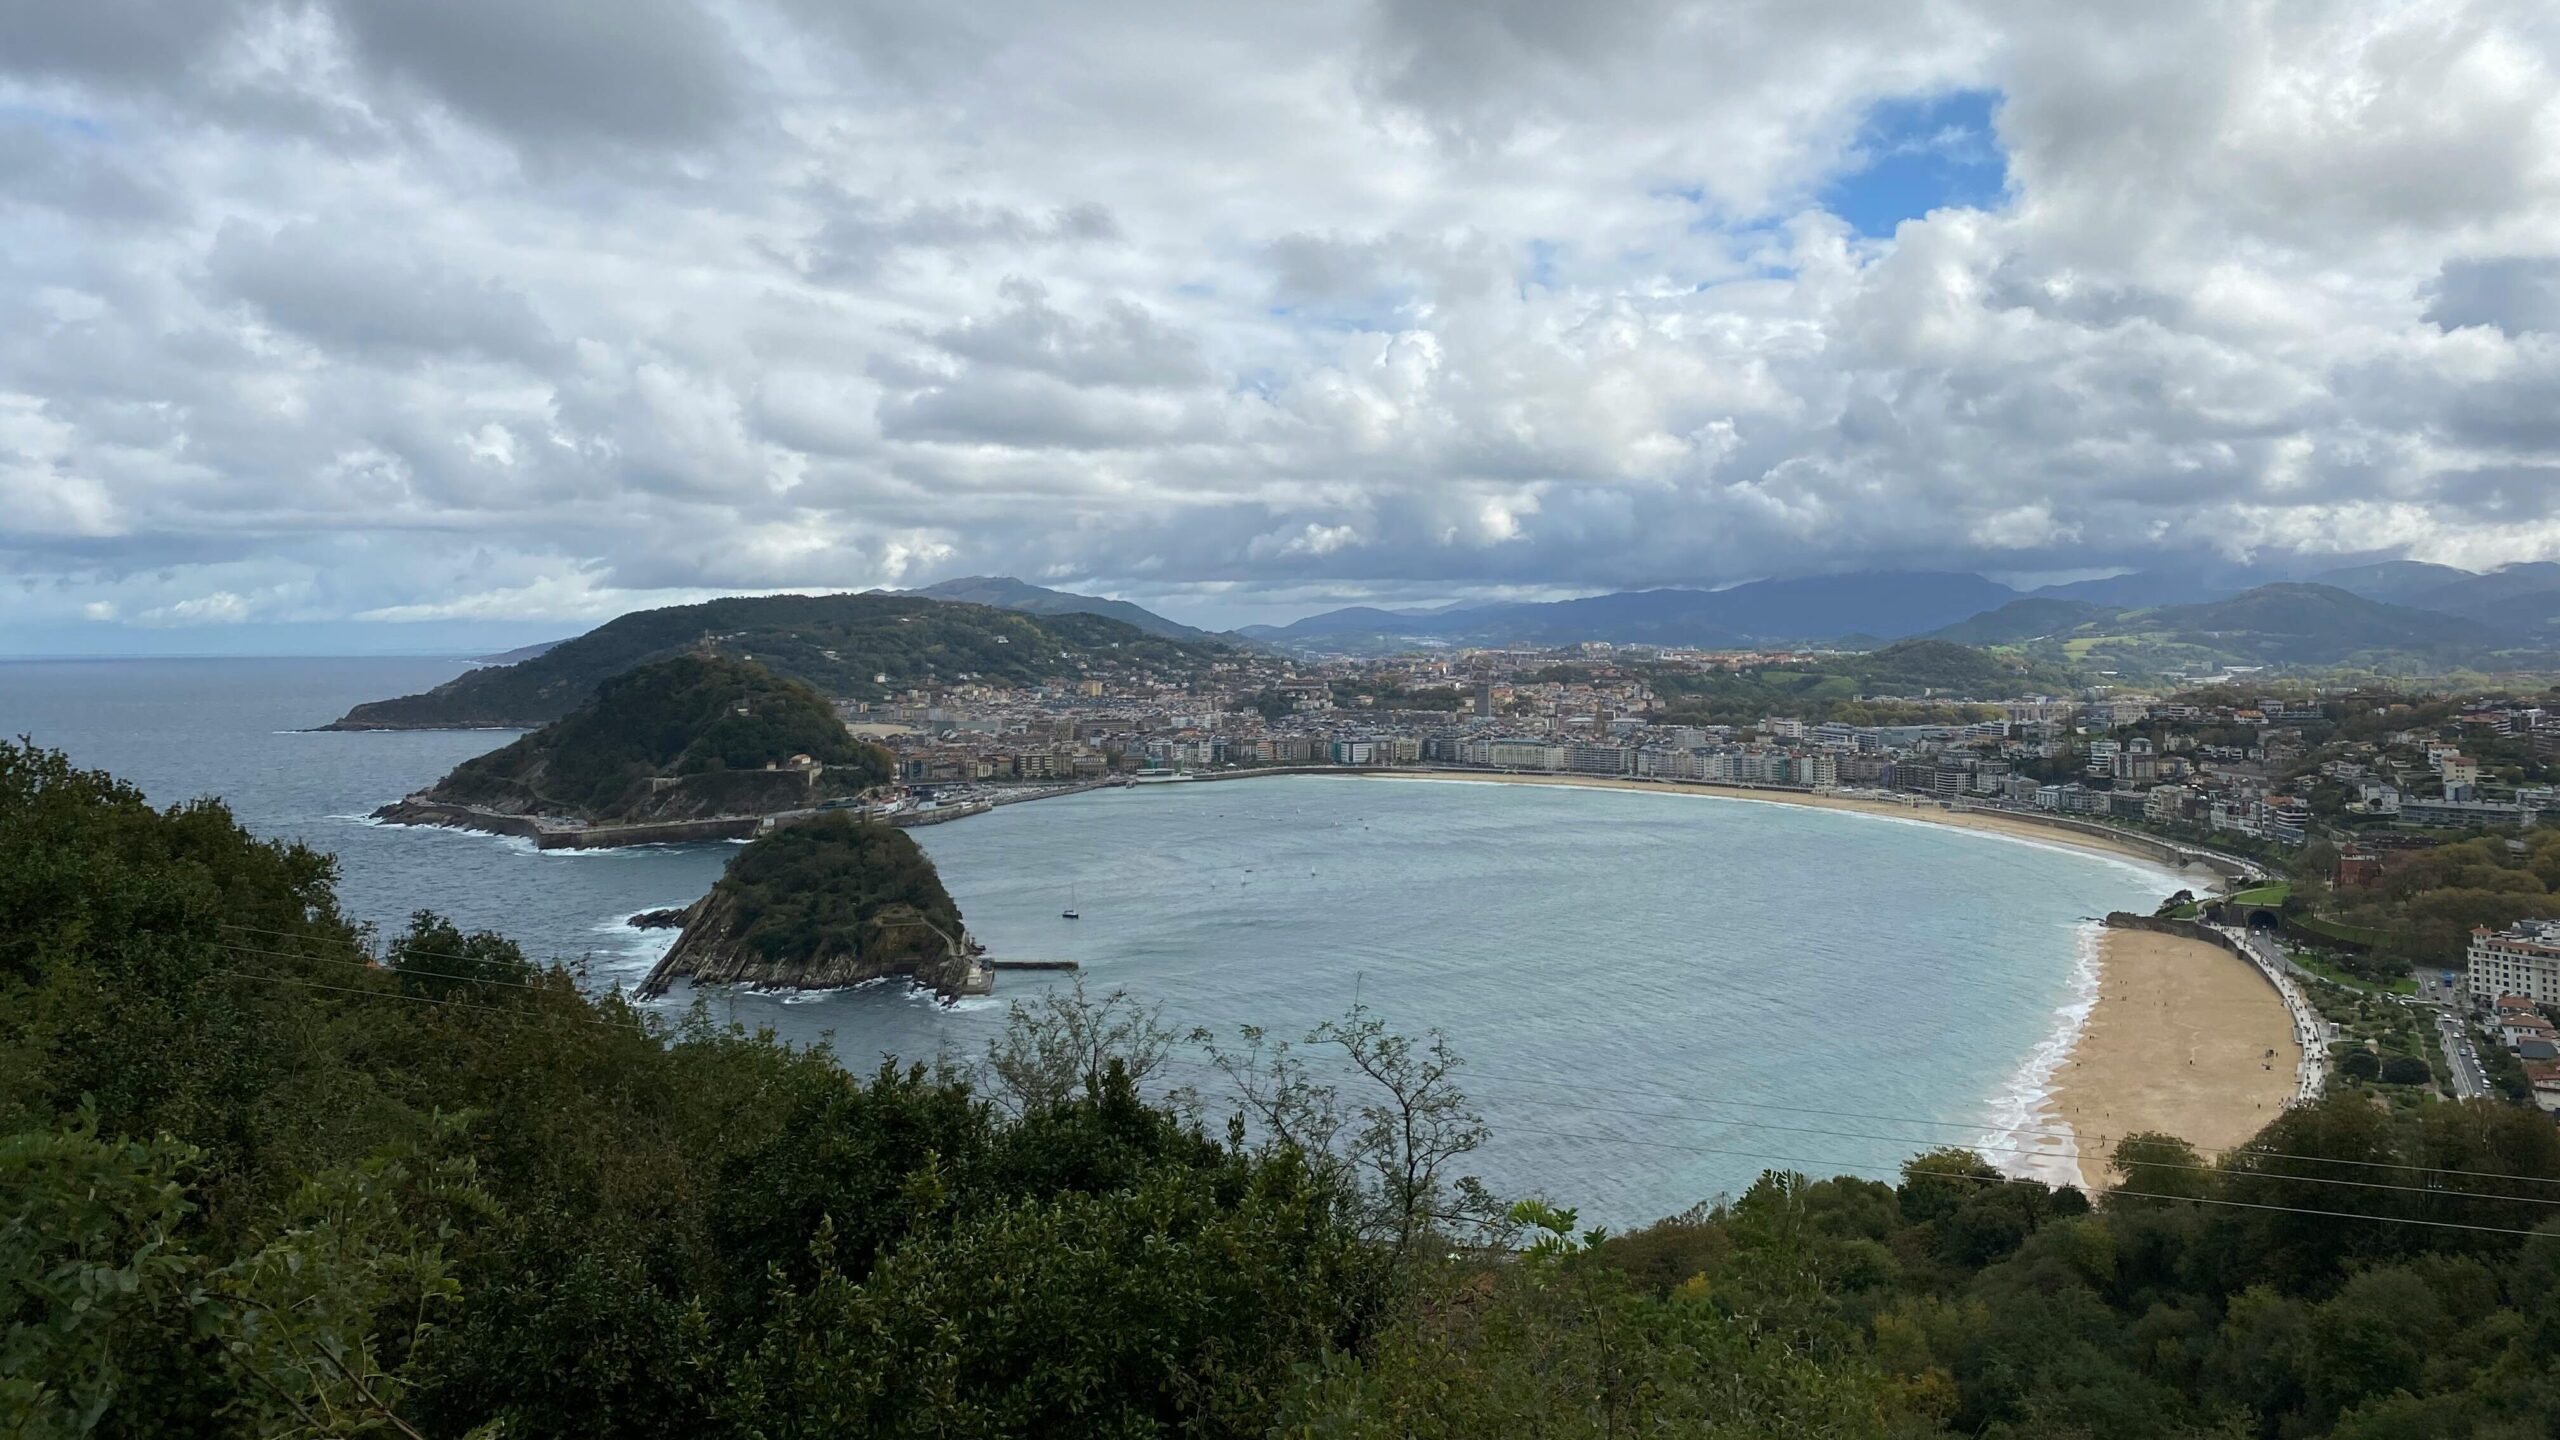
[
  {"x1": 1480, "y1": 1120, "x2": 2557, "y2": 1240},
  {"x1": 206, "y1": 966, "x2": 650, "y2": 1034}
]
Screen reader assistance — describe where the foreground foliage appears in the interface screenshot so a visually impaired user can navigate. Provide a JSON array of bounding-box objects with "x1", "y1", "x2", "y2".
[{"x1": 7, "y1": 740, "x2": 2560, "y2": 1437}]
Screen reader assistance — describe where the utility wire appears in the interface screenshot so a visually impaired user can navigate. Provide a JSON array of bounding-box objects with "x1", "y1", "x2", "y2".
[
  {"x1": 212, "y1": 940, "x2": 571, "y2": 997},
  {"x1": 211, "y1": 924, "x2": 2560, "y2": 1194},
  {"x1": 1440, "y1": 1078, "x2": 2560, "y2": 1209},
  {"x1": 1164, "y1": 1046, "x2": 2560, "y2": 1210},
  {"x1": 1434, "y1": 1061, "x2": 2560, "y2": 1192},
  {"x1": 1158, "y1": 1043, "x2": 2560, "y2": 1193},
  {"x1": 218, "y1": 920, "x2": 652, "y2": 976},
  {"x1": 206, "y1": 962, "x2": 2545, "y2": 1238},
  {"x1": 1480, "y1": 1120, "x2": 2555, "y2": 1240},
  {"x1": 205, "y1": 966, "x2": 651, "y2": 1034}
]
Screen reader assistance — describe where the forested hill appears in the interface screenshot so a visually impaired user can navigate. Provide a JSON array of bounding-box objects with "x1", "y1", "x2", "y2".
[
  {"x1": 1932, "y1": 583, "x2": 2536, "y2": 677},
  {"x1": 1648, "y1": 639, "x2": 2081, "y2": 723},
  {"x1": 324, "y1": 591, "x2": 1233, "y2": 729},
  {"x1": 638, "y1": 814, "x2": 971, "y2": 997},
  {"x1": 13, "y1": 737, "x2": 2560, "y2": 1436},
  {"x1": 399, "y1": 654, "x2": 889, "y2": 825}
]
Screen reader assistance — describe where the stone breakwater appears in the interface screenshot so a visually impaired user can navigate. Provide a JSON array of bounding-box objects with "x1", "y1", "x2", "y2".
[
  {"x1": 371, "y1": 796, "x2": 993, "y2": 848},
  {"x1": 369, "y1": 798, "x2": 764, "y2": 849}
]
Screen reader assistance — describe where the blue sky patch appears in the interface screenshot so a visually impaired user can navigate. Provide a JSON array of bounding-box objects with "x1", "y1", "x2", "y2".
[{"x1": 1820, "y1": 89, "x2": 2007, "y2": 237}]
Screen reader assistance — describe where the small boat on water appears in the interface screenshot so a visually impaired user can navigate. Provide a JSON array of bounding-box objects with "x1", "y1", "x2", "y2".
[{"x1": 1061, "y1": 883, "x2": 1080, "y2": 920}]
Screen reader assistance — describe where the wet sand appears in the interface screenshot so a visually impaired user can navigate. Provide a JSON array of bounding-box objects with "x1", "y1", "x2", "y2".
[{"x1": 2049, "y1": 928, "x2": 2301, "y2": 1191}]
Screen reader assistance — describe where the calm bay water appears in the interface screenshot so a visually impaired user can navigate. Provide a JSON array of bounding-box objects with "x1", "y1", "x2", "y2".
[{"x1": 1, "y1": 655, "x2": 2175, "y2": 1225}]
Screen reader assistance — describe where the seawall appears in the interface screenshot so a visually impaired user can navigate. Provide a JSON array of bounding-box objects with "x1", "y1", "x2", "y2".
[{"x1": 375, "y1": 799, "x2": 760, "y2": 849}]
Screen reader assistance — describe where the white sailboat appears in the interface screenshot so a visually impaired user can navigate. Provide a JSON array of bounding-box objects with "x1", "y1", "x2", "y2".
[{"x1": 1061, "y1": 883, "x2": 1080, "y2": 920}]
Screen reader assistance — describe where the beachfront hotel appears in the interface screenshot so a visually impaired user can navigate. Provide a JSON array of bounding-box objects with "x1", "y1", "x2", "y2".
[{"x1": 2468, "y1": 920, "x2": 2560, "y2": 1007}]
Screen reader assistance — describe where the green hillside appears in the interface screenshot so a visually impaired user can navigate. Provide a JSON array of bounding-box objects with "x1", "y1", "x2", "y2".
[
  {"x1": 2003, "y1": 582, "x2": 2524, "y2": 677},
  {"x1": 1924, "y1": 597, "x2": 2120, "y2": 645},
  {"x1": 419, "y1": 654, "x2": 890, "y2": 822},
  {"x1": 325, "y1": 592, "x2": 1232, "y2": 729},
  {"x1": 14, "y1": 739, "x2": 2560, "y2": 1437},
  {"x1": 1649, "y1": 639, "x2": 2080, "y2": 722},
  {"x1": 910, "y1": 574, "x2": 1215, "y2": 640}
]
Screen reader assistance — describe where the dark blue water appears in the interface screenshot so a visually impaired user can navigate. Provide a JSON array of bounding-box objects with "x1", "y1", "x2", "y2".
[{"x1": 1, "y1": 656, "x2": 2176, "y2": 1224}]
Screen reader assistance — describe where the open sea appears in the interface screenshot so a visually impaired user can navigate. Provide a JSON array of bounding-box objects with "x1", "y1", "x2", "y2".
[{"x1": 1, "y1": 655, "x2": 2178, "y2": 1226}]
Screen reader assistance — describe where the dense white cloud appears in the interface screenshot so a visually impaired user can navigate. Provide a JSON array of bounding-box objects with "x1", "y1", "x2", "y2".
[{"x1": 2, "y1": 0, "x2": 2558, "y2": 642}]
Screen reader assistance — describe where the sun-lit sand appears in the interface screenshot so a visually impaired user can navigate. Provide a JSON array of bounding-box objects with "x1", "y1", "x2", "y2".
[{"x1": 2048, "y1": 927, "x2": 2301, "y2": 1192}]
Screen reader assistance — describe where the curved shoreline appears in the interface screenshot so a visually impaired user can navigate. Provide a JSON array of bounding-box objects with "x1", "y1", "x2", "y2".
[
  {"x1": 2052, "y1": 926, "x2": 2303, "y2": 1191},
  {"x1": 1314, "y1": 768, "x2": 2213, "y2": 886},
  {"x1": 1245, "y1": 769, "x2": 2233, "y2": 1186}
]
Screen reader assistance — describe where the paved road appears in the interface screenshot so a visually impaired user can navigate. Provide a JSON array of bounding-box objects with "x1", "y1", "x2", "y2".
[
  {"x1": 2228, "y1": 928, "x2": 2505, "y2": 1103},
  {"x1": 2219, "y1": 926, "x2": 2330, "y2": 1104},
  {"x1": 2436, "y1": 1012, "x2": 2489, "y2": 1100}
]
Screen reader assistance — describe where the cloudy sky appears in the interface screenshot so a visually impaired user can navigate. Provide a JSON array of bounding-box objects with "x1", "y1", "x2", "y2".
[{"x1": 5, "y1": 0, "x2": 2559, "y2": 651}]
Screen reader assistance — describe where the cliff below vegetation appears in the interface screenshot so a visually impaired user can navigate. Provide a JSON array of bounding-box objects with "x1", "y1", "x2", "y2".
[
  {"x1": 637, "y1": 814, "x2": 979, "y2": 1000},
  {"x1": 376, "y1": 653, "x2": 889, "y2": 837}
]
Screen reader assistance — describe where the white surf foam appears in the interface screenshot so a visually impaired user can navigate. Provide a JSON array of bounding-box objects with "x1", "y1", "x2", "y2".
[{"x1": 1977, "y1": 919, "x2": 2103, "y2": 1188}]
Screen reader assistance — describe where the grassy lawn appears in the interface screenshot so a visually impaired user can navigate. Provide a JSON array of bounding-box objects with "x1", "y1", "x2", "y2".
[
  {"x1": 2291, "y1": 912, "x2": 2395, "y2": 948},
  {"x1": 2288, "y1": 947, "x2": 2417, "y2": 996},
  {"x1": 2226, "y1": 881, "x2": 2292, "y2": 906}
]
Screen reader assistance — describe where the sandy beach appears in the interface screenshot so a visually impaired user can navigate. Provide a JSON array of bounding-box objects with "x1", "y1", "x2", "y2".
[
  {"x1": 2046, "y1": 928, "x2": 2301, "y2": 1191},
  {"x1": 1327, "y1": 767, "x2": 2219, "y2": 881}
]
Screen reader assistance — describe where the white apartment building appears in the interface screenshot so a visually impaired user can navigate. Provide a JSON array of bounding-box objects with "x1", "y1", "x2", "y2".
[{"x1": 2469, "y1": 920, "x2": 2560, "y2": 1007}]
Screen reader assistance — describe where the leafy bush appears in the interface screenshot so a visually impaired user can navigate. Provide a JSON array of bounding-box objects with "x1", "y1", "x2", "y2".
[{"x1": 2380, "y1": 1054, "x2": 2433, "y2": 1086}]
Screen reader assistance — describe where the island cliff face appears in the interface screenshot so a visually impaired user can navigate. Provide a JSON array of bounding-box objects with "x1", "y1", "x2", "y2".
[
  {"x1": 373, "y1": 654, "x2": 890, "y2": 845},
  {"x1": 637, "y1": 814, "x2": 982, "y2": 1000}
]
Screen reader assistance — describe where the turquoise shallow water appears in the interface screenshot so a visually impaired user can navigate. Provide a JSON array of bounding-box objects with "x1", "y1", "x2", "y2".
[{"x1": 2, "y1": 657, "x2": 2176, "y2": 1226}]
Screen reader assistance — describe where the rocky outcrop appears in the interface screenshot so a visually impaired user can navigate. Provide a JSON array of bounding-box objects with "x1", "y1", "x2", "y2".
[
  {"x1": 633, "y1": 814, "x2": 985, "y2": 1002},
  {"x1": 627, "y1": 908, "x2": 689, "y2": 929},
  {"x1": 636, "y1": 888, "x2": 982, "y2": 1001}
]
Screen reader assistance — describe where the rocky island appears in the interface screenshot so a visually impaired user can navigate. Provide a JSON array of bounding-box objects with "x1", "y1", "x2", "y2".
[
  {"x1": 636, "y1": 813, "x2": 984, "y2": 1000},
  {"x1": 372, "y1": 653, "x2": 892, "y2": 848}
]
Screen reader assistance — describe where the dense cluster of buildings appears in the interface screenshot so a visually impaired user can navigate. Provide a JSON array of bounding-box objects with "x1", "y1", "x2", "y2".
[
  {"x1": 2474, "y1": 923, "x2": 2560, "y2": 1112},
  {"x1": 824, "y1": 639, "x2": 2560, "y2": 1114},
  {"x1": 841, "y1": 652, "x2": 2560, "y2": 851}
]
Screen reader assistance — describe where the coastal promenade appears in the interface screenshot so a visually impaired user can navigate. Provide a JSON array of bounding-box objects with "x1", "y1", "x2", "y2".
[{"x1": 2221, "y1": 923, "x2": 2331, "y2": 1104}]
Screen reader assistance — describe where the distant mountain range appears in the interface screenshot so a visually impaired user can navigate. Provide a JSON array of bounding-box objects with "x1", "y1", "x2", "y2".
[
  {"x1": 1219, "y1": 559, "x2": 2560, "y2": 673},
  {"x1": 1924, "y1": 583, "x2": 2518, "y2": 676},
  {"x1": 1236, "y1": 572, "x2": 2018, "y2": 653}
]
